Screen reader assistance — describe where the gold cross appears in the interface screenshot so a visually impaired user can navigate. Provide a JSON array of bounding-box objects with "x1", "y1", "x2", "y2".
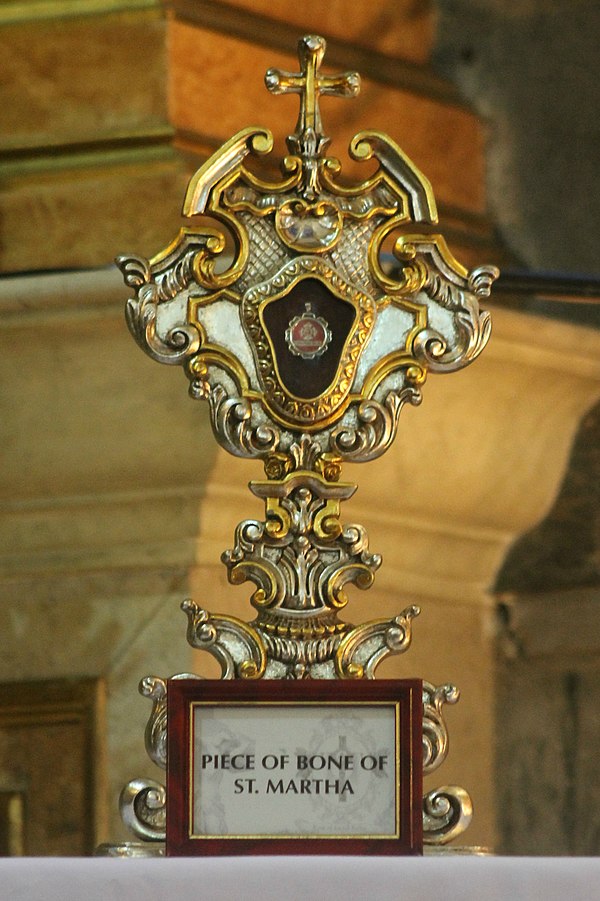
[{"x1": 265, "y1": 35, "x2": 360, "y2": 146}]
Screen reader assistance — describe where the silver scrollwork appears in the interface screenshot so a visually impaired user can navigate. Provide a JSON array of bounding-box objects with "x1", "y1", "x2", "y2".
[
  {"x1": 118, "y1": 251, "x2": 201, "y2": 366},
  {"x1": 181, "y1": 599, "x2": 266, "y2": 679},
  {"x1": 139, "y1": 673, "x2": 202, "y2": 770},
  {"x1": 289, "y1": 434, "x2": 324, "y2": 471},
  {"x1": 410, "y1": 252, "x2": 497, "y2": 374},
  {"x1": 335, "y1": 606, "x2": 421, "y2": 679},
  {"x1": 423, "y1": 786, "x2": 473, "y2": 845},
  {"x1": 468, "y1": 264, "x2": 500, "y2": 298},
  {"x1": 349, "y1": 130, "x2": 437, "y2": 223},
  {"x1": 261, "y1": 632, "x2": 341, "y2": 667},
  {"x1": 329, "y1": 387, "x2": 422, "y2": 463},
  {"x1": 209, "y1": 386, "x2": 281, "y2": 458},
  {"x1": 139, "y1": 675, "x2": 168, "y2": 769},
  {"x1": 413, "y1": 297, "x2": 492, "y2": 373},
  {"x1": 222, "y1": 482, "x2": 381, "y2": 615},
  {"x1": 119, "y1": 778, "x2": 166, "y2": 843},
  {"x1": 423, "y1": 681, "x2": 460, "y2": 775}
]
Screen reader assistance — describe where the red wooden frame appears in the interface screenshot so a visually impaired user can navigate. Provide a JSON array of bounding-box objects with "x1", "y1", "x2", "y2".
[{"x1": 167, "y1": 679, "x2": 422, "y2": 856}]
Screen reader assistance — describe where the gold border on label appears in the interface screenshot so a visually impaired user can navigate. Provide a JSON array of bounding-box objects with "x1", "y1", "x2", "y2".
[{"x1": 188, "y1": 700, "x2": 402, "y2": 841}]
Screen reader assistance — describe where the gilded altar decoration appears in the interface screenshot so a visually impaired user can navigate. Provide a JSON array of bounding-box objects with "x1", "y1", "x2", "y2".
[{"x1": 110, "y1": 34, "x2": 497, "y2": 855}]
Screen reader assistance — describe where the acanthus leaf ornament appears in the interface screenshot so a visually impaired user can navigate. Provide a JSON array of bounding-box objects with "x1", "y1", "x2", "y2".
[{"x1": 114, "y1": 33, "x2": 499, "y2": 853}]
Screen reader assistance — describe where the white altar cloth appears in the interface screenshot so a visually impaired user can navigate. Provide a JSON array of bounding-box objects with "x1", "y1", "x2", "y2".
[{"x1": 2, "y1": 856, "x2": 599, "y2": 901}]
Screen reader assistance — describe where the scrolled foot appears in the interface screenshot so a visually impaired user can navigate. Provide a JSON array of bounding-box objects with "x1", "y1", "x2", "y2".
[
  {"x1": 423, "y1": 785, "x2": 473, "y2": 845},
  {"x1": 119, "y1": 778, "x2": 166, "y2": 843}
]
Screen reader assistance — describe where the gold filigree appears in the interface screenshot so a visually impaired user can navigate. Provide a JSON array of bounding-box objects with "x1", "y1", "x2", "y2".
[
  {"x1": 144, "y1": 227, "x2": 226, "y2": 291},
  {"x1": 220, "y1": 157, "x2": 303, "y2": 218},
  {"x1": 184, "y1": 128, "x2": 273, "y2": 215},
  {"x1": 186, "y1": 346, "x2": 251, "y2": 398},
  {"x1": 315, "y1": 452, "x2": 342, "y2": 482},
  {"x1": 264, "y1": 452, "x2": 294, "y2": 480},
  {"x1": 263, "y1": 442, "x2": 342, "y2": 481},
  {"x1": 121, "y1": 37, "x2": 494, "y2": 469},
  {"x1": 348, "y1": 131, "x2": 437, "y2": 222},
  {"x1": 313, "y1": 497, "x2": 343, "y2": 540},
  {"x1": 369, "y1": 226, "x2": 428, "y2": 296},
  {"x1": 182, "y1": 128, "x2": 277, "y2": 290},
  {"x1": 187, "y1": 287, "x2": 241, "y2": 317},
  {"x1": 243, "y1": 257, "x2": 375, "y2": 429},
  {"x1": 228, "y1": 557, "x2": 284, "y2": 609},
  {"x1": 397, "y1": 233, "x2": 469, "y2": 284},
  {"x1": 325, "y1": 559, "x2": 376, "y2": 609},
  {"x1": 264, "y1": 496, "x2": 293, "y2": 539},
  {"x1": 222, "y1": 472, "x2": 381, "y2": 617},
  {"x1": 255, "y1": 609, "x2": 347, "y2": 640}
]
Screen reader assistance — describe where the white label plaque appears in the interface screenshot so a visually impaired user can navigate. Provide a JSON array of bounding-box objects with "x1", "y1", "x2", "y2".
[
  {"x1": 166, "y1": 679, "x2": 422, "y2": 855},
  {"x1": 191, "y1": 703, "x2": 398, "y2": 838}
]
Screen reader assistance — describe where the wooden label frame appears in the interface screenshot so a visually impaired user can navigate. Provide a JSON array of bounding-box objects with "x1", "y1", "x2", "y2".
[{"x1": 166, "y1": 679, "x2": 422, "y2": 856}]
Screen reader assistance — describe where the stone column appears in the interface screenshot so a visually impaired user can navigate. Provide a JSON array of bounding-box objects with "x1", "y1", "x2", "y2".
[{"x1": 0, "y1": 0, "x2": 188, "y2": 272}]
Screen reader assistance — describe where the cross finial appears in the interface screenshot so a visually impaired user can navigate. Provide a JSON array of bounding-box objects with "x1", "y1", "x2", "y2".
[{"x1": 265, "y1": 35, "x2": 360, "y2": 193}]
